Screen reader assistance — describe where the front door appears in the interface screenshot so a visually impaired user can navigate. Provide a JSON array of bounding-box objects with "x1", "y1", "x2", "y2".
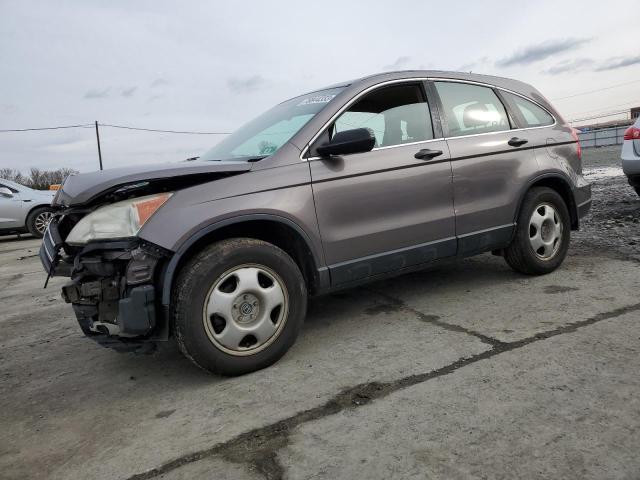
[
  {"x1": 0, "y1": 183, "x2": 24, "y2": 230},
  {"x1": 308, "y1": 82, "x2": 456, "y2": 285}
]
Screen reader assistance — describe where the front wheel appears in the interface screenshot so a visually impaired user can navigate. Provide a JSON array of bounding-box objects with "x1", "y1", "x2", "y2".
[
  {"x1": 504, "y1": 187, "x2": 571, "y2": 275},
  {"x1": 172, "y1": 238, "x2": 307, "y2": 376},
  {"x1": 26, "y1": 206, "x2": 55, "y2": 238}
]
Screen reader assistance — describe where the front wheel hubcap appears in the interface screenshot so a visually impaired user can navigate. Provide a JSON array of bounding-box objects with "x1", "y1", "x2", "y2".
[
  {"x1": 203, "y1": 264, "x2": 288, "y2": 356},
  {"x1": 529, "y1": 203, "x2": 563, "y2": 260}
]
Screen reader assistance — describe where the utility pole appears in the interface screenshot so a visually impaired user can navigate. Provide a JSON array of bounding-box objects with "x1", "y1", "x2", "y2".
[{"x1": 95, "y1": 121, "x2": 103, "y2": 170}]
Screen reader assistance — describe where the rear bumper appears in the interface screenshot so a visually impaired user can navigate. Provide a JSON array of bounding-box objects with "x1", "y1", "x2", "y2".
[
  {"x1": 627, "y1": 175, "x2": 640, "y2": 189},
  {"x1": 621, "y1": 140, "x2": 640, "y2": 175},
  {"x1": 574, "y1": 181, "x2": 592, "y2": 221},
  {"x1": 577, "y1": 198, "x2": 592, "y2": 219}
]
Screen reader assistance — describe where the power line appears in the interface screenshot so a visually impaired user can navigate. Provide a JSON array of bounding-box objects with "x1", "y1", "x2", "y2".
[
  {"x1": 551, "y1": 80, "x2": 640, "y2": 101},
  {"x1": 99, "y1": 123, "x2": 230, "y2": 135},
  {"x1": 0, "y1": 122, "x2": 230, "y2": 134},
  {"x1": 568, "y1": 110, "x2": 629, "y2": 124},
  {"x1": 0, "y1": 123, "x2": 92, "y2": 132},
  {"x1": 569, "y1": 98, "x2": 640, "y2": 117}
]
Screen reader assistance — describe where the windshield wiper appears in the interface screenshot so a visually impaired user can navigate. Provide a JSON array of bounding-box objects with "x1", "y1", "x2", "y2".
[{"x1": 247, "y1": 156, "x2": 267, "y2": 162}]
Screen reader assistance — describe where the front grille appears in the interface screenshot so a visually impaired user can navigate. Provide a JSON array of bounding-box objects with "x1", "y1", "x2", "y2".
[{"x1": 40, "y1": 219, "x2": 64, "y2": 275}]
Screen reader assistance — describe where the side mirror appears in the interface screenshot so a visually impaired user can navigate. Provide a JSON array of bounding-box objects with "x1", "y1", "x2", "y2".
[
  {"x1": 0, "y1": 187, "x2": 13, "y2": 198},
  {"x1": 316, "y1": 128, "x2": 375, "y2": 157}
]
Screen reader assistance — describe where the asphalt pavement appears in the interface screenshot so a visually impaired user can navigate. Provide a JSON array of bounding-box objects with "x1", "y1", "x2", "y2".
[{"x1": 1, "y1": 146, "x2": 639, "y2": 480}]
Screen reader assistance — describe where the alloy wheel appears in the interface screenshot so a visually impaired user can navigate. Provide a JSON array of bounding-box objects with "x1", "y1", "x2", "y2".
[{"x1": 34, "y1": 211, "x2": 54, "y2": 235}]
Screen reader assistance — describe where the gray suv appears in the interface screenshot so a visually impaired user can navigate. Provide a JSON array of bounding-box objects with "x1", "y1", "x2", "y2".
[{"x1": 40, "y1": 71, "x2": 591, "y2": 375}]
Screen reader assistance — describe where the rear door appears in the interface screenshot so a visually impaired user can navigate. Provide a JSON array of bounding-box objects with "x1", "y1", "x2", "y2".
[
  {"x1": 431, "y1": 80, "x2": 539, "y2": 255},
  {"x1": 308, "y1": 81, "x2": 456, "y2": 285}
]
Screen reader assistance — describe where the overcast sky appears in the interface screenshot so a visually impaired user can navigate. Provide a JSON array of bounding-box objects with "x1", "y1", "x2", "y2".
[{"x1": 1, "y1": 0, "x2": 639, "y2": 173}]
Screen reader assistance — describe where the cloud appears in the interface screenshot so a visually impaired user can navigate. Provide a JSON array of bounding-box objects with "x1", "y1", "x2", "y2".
[
  {"x1": 595, "y1": 55, "x2": 640, "y2": 71},
  {"x1": 83, "y1": 87, "x2": 111, "y2": 99},
  {"x1": 543, "y1": 58, "x2": 594, "y2": 75},
  {"x1": 151, "y1": 78, "x2": 168, "y2": 88},
  {"x1": 1, "y1": 104, "x2": 18, "y2": 114},
  {"x1": 456, "y1": 57, "x2": 490, "y2": 72},
  {"x1": 383, "y1": 56, "x2": 411, "y2": 70},
  {"x1": 227, "y1": 75, "x2": 267, "y2": 93},
  {"x1": 496, "y1": 38, "x2": 591, "y2": 67},
  {"x1": 121, "y1": 86, "x2": 137, "y2": 97},
  {"x1": 39, "y1": 138, "x2": 96, "y2": 153}
]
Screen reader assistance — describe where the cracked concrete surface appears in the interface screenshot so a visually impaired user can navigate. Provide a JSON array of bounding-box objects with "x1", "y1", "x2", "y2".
[{"x1": 1, "y1": 146, "x2": 639, "y2": 479}]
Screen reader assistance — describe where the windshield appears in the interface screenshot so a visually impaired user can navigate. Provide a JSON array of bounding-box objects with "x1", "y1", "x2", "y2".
[{"x1": 200, "y1": 87, "x2": 344, "y2": 161}]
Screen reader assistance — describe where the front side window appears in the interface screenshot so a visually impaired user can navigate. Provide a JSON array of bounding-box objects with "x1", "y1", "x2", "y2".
[
  {"x1": 0, "y1": 182, "x2": 19, "y2": 193},
  {"x1": 434, "y1": 82, "x2": 510, "y2": 137},
  {"x1": 332, "y1": 83, "x2": 434, "y2": 148},
  {"x1": 502, "y1": 92, "x2": 554, "y2": 127},
  {"x1": 200, "y1": 87, "x2": 344, "y2": 161}
]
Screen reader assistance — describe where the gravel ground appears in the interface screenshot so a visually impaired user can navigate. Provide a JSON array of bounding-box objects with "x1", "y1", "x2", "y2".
[
  {"x1": 1, "y1": 145, "x2": 639, "y2": 480},
  {"x1": 576, "y1": 146, "x2": 640, "y2": 259}
]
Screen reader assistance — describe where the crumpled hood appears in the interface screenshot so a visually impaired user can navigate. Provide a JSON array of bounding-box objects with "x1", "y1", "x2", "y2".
[{"x1": 54, "y1": 160, "x2": 252, "y2": 207}]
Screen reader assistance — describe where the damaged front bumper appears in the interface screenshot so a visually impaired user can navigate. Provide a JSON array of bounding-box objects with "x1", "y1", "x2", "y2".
[{"x1": 40, "y1": 218, "x2": 170, "y2": 353}]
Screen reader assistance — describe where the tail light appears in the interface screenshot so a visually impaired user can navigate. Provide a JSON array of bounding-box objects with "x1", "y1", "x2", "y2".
[
  {"x1": 624, "y1": 126, "x2": 640, "y2": 140},
  {"x1": 570, "y1": 128, "x2": 582, "y2": 161}
]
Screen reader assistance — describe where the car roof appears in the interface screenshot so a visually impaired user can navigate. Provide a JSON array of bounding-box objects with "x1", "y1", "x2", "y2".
[
  {"x1": 303, "y1": 69, "x2": 556, "y2": 118},
  {"x1": 322, "y1": 70, "x2": 536, "y2": 96}
]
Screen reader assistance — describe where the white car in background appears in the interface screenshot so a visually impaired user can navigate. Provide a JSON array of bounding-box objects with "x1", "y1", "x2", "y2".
[
  {"x1": 622, "y1": 118, "x2": 640, "y2": 196},
  {"x1": 0, "y1": 179, "x2": 56, "y2": 238}
]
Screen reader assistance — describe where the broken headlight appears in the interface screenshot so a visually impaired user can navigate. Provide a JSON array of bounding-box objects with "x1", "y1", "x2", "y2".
[{"x1": 66, "y1": 193, "x2": 172, "y2": 245}]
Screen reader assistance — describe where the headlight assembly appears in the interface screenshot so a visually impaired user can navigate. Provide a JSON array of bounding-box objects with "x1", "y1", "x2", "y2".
[{"x1": 66, "y1": 193, "x2": 172, "y2": 245}]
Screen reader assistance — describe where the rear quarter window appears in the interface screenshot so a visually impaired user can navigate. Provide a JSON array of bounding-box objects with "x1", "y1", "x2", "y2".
[{"x1": 502, "y1": 92, "x2": 554, "y2": 127}]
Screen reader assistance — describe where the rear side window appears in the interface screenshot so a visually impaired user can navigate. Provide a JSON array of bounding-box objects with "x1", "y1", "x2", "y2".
[
  {"x1": 502, "y1": 92, "x2": 554, "y2": 127},
  {"x1": 333, "y1": 83, "x2": 434, "y2": 148},
  {"x1": 434, "y1": 82, "x2": 510, "y2": 137}
]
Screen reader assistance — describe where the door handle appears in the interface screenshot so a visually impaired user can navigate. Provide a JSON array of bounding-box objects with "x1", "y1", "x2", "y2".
[
  {"x1": 508, "y1": 137, "x2": 528, "y2": 147},
  {"x1": 414, "y1": 149, "x2": 443, "y2": 160}
]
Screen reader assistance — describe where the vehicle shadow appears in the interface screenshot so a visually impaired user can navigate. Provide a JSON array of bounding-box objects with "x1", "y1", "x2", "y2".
[{"x1": 0, "y1": 233, "x2": 37, "y2": 243}]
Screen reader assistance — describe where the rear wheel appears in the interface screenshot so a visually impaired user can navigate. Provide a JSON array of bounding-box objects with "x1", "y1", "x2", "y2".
[
  {"x1": 172, "y1": 238, "x2": 307, "y2": 375},
  {"x1": 504, "y1": 187, "x2": 570, "y2": 275},
  {"x1": 26, "y1": 206, "x2": 55, "y2": 238}
]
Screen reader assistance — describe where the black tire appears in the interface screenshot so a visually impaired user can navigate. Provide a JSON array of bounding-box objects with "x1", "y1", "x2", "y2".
[
  {"x1": 26, "y1": 206, "x2": 55, "y2": 238},
  {"x1": 172, "y1": 238, "x2": 307, "y2": 376},
  {"x1": 634, "y1": 186, "x2": 640, "y2": 197},
  {"x1": 504, "y1": 187, "x2": 571, "y2": 275}
]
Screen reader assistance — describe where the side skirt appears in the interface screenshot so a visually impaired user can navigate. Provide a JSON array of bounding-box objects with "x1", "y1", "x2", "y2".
[
  {"x1": 315, "y1": 224, "x2": 515, "y2": 295},
  {"x1": 328, "y1": 237, "x2": 457, "y2": 287}
]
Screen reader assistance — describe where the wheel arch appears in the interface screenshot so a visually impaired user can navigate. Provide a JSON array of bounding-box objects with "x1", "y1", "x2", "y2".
[
  {"x1": 25, "y1": 202, "x2": 55, "y2": 221},
  {"x1": 515, "y1": 173, "x2": 579, "y2": 230},
  {"x1": 160, "y1": 214, "x2": 327, "y2": 307}
]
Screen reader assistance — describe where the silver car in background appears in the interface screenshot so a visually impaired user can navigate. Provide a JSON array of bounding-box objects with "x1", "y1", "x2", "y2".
[
  {"x1": 622, "y1": 118, "x2": 640, "y2": 196},
  {"x1": 0, "y1": 179, "x2": 56, "y2": 237}
]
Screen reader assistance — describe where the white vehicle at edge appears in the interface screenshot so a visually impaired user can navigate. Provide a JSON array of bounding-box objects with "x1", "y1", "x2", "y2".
[
  {"x1": 0, "y1": 179, "x2": 56, "y2": 238},
  {"x1": 621, "y1": 118, "x2": 640, "y2": 196}
]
